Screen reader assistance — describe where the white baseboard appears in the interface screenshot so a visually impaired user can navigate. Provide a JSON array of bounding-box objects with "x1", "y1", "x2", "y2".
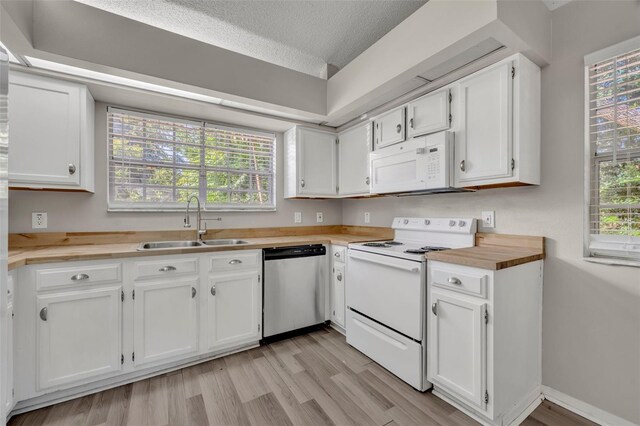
[{"x1": 542, "y1": 386, "x2": 636, "y2": 426}]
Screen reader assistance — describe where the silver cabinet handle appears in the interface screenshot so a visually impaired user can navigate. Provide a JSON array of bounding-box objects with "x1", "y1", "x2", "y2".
[
  {"x1": 68, "y1": 163, "x2": 76, "y2": 175},
  {"x1": 159, "y1": 266, "x2": 177, "y2": 272},
  {"x1": 192, "y1": 287, "x2": 197, "y2": 298},
  {"x1": 211, "y1": 285, "x2": 216, "y2": 296},
  {"x1": 334, "y1": 252, "x2": 340, "y2": 258},
  {"x1": 396, "y1": 124, "x2": 402, "y2": 133},
  {"x1": 70, "y1": 273, "x2": 89, "y2": 281},
  {"x1": 228, "y1": 259, "x2": 243, "y2": 265},
  {"x1": 460, "y1": 160, "x2": 466, "y2": 172},
  {"x1": 448, "y1": 277, "x2": 462, "y2": 285},
  {"x1": 337, "y1": 273, "x2": 343, "y2": 281},
  {"x1": 40, "y1": 307, "x2": 48, "y2": 321},
  {"x1": 365, "y1": 176, "x2": 370, "y2": 185},
  {"x1": 431, "y1": 303, "x2": 437, "y2": 316},
  {"x1": 300, "y1": 179, "x2": 305, "y2": 188},
  {"x1": 409, "y1": 118, "x2": 414, "y2": 129}
]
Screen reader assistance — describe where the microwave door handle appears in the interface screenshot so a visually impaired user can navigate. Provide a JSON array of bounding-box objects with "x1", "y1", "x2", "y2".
[{"x1": 348, "y1": 252, "x2": 420, "y2": 273}]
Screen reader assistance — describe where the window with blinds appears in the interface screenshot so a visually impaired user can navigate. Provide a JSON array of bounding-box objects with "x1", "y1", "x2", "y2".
[
  {"x1": 587, "y1": 45, "x2": 640, "y2": 261},
  {"x1": 108, "y1": 108, "x2": 276, "y2": 211}
]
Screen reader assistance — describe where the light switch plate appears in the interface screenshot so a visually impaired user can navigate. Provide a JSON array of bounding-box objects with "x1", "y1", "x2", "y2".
[
  {"x1": 316, "y1": 212, "x2": 324, "y2": 223},
  {"x1": 364, "y1": 212, "x2": 371, "y2": 224},
  {"x1": 32, "y1": 212, "x2": 48, "y2": 229},
  {"x1": 294, "y1": 212, "x2": 302, "y2": 223},
  {"x1": 481, "y1": 211, "x2": 495, "y2": 229}
]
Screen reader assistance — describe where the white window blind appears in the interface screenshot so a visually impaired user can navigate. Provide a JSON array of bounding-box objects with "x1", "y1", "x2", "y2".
[
  {"x1": 587, "y1": 46, "x2": 640, "y2": 261},
  {"x1": 108, "y1": 108, "x2": 275, "y2": 211}
]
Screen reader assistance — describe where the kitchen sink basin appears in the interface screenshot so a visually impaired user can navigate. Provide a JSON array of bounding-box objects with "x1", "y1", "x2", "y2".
[
  {"x1": 202, "y1": 239, "x2": 249, "y2": 246},
  {"x1": 137, "y1": 240, "x2": 204, "y2": 251}
]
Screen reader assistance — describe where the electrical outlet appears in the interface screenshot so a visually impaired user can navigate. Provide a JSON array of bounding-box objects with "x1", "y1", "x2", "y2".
[
  {"x1": 32, "y1": 212, "x2": 48, "y2": 229},
  {"x1": 364, "y1": 212, "x2": 371, "y2": 224},
  {"x1": 316, "y1": 212, "x2": 324, "y2": 223},
  {"x1": 481, "y1": 211, "x2": 495, "y2": 229},
  {"x1": 294, "y1": 212, "x2": 302, "y2": 223}
]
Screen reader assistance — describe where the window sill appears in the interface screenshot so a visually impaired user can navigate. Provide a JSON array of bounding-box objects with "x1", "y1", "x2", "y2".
[{"x1": 583, "y1": 256, "x2": 640, "y2": 268}]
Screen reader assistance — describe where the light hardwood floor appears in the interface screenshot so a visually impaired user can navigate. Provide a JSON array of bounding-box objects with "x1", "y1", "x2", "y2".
[{"x1": 9, "y1": 328, "x2": 596, "y2": 426}]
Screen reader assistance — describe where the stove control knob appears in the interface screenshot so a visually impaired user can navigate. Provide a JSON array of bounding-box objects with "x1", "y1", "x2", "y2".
[
  {"x1": 449, "y1": 220, "x2": 456, "y2": 227},
  {"x1": 424, "y1": 219, "x2": 431, "y2": 225},
  {"x1": 403, "y1": 219, "x2": 409, "y2": 225},
  {"x1": 458, "y1": 220, "x2": 466, "y2": 227}
]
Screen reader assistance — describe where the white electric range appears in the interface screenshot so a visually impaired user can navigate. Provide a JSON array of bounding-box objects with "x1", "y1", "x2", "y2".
[{"x1": 346, "y1": 217, "x2": 476, "y2": 391}]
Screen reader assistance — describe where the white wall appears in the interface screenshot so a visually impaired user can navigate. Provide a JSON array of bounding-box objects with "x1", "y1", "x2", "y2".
[
  {"x1": 8, "y1": 102, "x2": 343, "y2": 232},
  {"x1": 343, "y1": 1, "x2": 640, "y2": 422}
]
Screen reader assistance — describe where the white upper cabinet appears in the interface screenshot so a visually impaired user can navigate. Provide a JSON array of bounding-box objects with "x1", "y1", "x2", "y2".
[
  {"x1": 8, "y1": 71, "x2": 95, "y2": 192},
  {"x1": 338, "y1": 123, "x2": 371, "y2": 196},
  {"x1": 373, "y1": 106, "x2": 406, "y2": 149},
  {"x1": 454, "y1": 54, "x2": 540, "y2": 188},
  {"x1": 407, "y1": 89, "x2": 451, "y2": 138},
  {"x1": 284, "y1": 126, "x2": 338, "y2": 198},
  {"x1": 36, "y1": 287, "x2": 123, "y2": 390}
]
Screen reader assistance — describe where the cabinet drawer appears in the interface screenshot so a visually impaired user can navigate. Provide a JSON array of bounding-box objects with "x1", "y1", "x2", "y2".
[
  {"x1": 36, "y1": 264, "x2": 122, "y2": 291},
  {"x1": 430, "y1": 266, "x2": 488, "y2": 298},
  {"x1": 134, "y1": 258, "x2": 199, "y2": 280},
  {"x1": 332, "y1": 246, "x2": 346, "y2": 264},
  {"x1": 210, "y1": 251, "x2": 261, "y2": 272}
]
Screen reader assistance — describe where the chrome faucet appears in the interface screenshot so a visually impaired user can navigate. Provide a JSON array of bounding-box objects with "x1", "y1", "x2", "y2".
[{"x1": 184, "y1": 195, "x2": 206, "y2": 241}]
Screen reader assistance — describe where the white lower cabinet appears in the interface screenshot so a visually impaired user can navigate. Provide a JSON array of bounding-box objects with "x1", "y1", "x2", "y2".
[
  {"x1": 207, "y1": 270, "x2": 261, "y2": 350},
  {"x1": 133, "y1": 278, "x2": 199, "y2": 367},
  {"x1": 36, "y1": 286, "x2": 123, "y2": 390},
  {"x1": 428, "y1": 260, "x2": 543, "y2": 425}
]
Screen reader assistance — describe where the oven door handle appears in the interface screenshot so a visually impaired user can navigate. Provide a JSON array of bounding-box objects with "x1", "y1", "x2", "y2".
[{"x1": 348, "y1": 251, "x2": 421, "y2": 273}]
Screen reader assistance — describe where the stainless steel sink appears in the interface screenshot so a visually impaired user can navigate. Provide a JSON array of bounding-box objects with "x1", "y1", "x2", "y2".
[
  {"x1": 202, "y1": 239, "x2": 249, "y2": 246},
  {"x1": 137, "y1": 240, "x2": 204, "y2": 251}
]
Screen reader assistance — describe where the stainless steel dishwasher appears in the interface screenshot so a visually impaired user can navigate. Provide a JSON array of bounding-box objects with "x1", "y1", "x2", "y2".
[{"x1": 263, "y1": 245, "x2": 327, "y2": 340}]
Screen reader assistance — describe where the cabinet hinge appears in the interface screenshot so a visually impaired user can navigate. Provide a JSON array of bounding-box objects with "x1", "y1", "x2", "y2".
[
  {"x1": 258, "y1": 324, "x2": 261, "y2": 332},
  {"x1": 336, "y1": 138, "x2": 339, "y2": 145},
  {"x1": 12, "y1": 388, "x2": 14, "y2": 397},
  {"x1": 132, "y1": 289, "x2": 135, "y2": 300},
  {"x1": 333, "y1": 310, "x2": 336, "y2": 316},
  {"x1": 511, "y1": 158, "x2": 515, "y2": 170},
  {"x1": 132, "y1": 352, "x2": 135, "y2": 362},
  {"x1": 121, "y1": 290, "x2": 124, "y2": 302},
  {"x1": 121, "y1": 354, "x2": 124, "y2": 365},
  {"x1": 336, "y1": 185, "x2": 339, "y2": 193},
  {"x1": 485, "y1": 390, "x2": 489, "y2": 404},
  {"x1": 258, "y1": 275, "x2": 261, "y2": 283},
  {"x1": 484, "y1": 309, "x2": 489, "y2": 325},
  {"x1": 449, "y1": 113, "x2": 452, "y2": 124},
  {"x1": 512, "y1": 66, "x2": 515, "y2": 79},
  {"x1": 449, "y1": 92, "x2": 452, "y2": 103}
]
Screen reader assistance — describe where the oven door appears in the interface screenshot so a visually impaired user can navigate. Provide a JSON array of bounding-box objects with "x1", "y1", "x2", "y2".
[{"x1": 346, "y1": 249, "x2": 424, "y2": 340}]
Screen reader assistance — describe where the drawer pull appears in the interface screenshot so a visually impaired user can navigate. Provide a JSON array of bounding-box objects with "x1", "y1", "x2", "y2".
[
  {"x1": 211, "y1": 285, "x2": 216, "y2": 296},
  {"x1": 228, "y1": 259, "x2": 243, "y2": 265},
  {"x1": 431, "y1": 303, "x2": 437, "y2": 316},
  {"x1": 192, "y1": 287, "x2": 197, "y2": 298},
  {"x1": 448, "y1": 277, "x2": 462, "y2": 285},
  {"x1": 70, "y1": 273, "x2": 89, "y2": 281},
  {"x1": 40, "y1": 307, "x2": 48, "y2": 321},
  {"x1": 159, "y1": 266, "x2": 177, "y2": 272},
  {"x1": 337, "y1": 273, "x2": 343, "y2": 281},
  {"x1": 334, "y1": 252, "x2": 340, "y2": 258}
]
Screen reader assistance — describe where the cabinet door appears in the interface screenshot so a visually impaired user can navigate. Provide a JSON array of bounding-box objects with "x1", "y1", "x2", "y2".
[
  {"x1": 373, "y1": 107, "x2": 406, "y2": 149},
  {"x1": 9, "y1": 73, "x2": 82, "y2": 186},
  {"x1": 429, "y1": 291, "x2": 487, "y2": 409},
  {"x1": 456, "y1": 62, "x2": 513, "y2": 186},
  {"x1": 338, "y1": 123, "x2": 371, "y2": 196},
  {"x1": 207, "y1": 271, "x2": 261, "y2": 350},
  {"x1": 407, "y1": 89, "x2": 450, "y2": 137},
  {"x1": 133, "y1": 278, "x2": 198, "y2": 367},
  {"x1": 36, "y1": 287, "x2": 122, "y2": 390},
  {"x1": 331, "y1": 264, "x2": 345, "y2": 328},
  {"x1": 298, "y1": 128, "x2": 337, "y2": 196}
]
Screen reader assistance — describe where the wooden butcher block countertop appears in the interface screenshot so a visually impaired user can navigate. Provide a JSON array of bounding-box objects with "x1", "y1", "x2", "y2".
[
  {"x1": 8, "y1": 225, "x2": 393, "y2": 271},
  {"x1": 427, "y1": 233, "x2": 545, "y2": 270}
]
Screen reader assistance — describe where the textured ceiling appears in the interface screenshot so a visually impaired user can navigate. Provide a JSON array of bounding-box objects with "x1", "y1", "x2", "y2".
[{"x1": 74, "y1": 0, "x2": 426, "y2": 79}]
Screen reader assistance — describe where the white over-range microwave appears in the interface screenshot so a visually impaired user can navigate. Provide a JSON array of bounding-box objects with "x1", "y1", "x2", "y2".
[{"x1": 370, "y1": 131, "x2": 464, "y2": 195}]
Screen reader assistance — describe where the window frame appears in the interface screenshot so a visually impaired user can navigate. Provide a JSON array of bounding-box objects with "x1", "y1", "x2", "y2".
[
  {"x1": 106, "y1": 106, "x2": 277, "y2": 212},
  {"x1": 584, "y1": 36, "x2": 640, "y2": 265}
]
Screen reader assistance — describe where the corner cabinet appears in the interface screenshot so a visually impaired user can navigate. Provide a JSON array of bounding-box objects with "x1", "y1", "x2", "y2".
[
  {"x1": 428, "y1": 260, "x2": 543, "y2": 426},
  {"x1": 338, "y1": 123, "x2": 371, "y2": 196},
  {"x1": 284, "y1": 126, "x2": 338, "y2": 198},
  {"x1": 453, "y1": 54, "x2": 540, "y2": 188},
  {"x1": 8, "y1": 71, "x2": 95, "y2": 192}
]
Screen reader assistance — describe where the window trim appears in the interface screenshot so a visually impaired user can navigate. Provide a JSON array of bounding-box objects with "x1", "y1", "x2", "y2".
[
  {"x1": 106, "y1": 106, "x2": 277, "y2": 212},
  {"x1": 583, "y1": 39, "x2": 640, "y2": 266}
]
